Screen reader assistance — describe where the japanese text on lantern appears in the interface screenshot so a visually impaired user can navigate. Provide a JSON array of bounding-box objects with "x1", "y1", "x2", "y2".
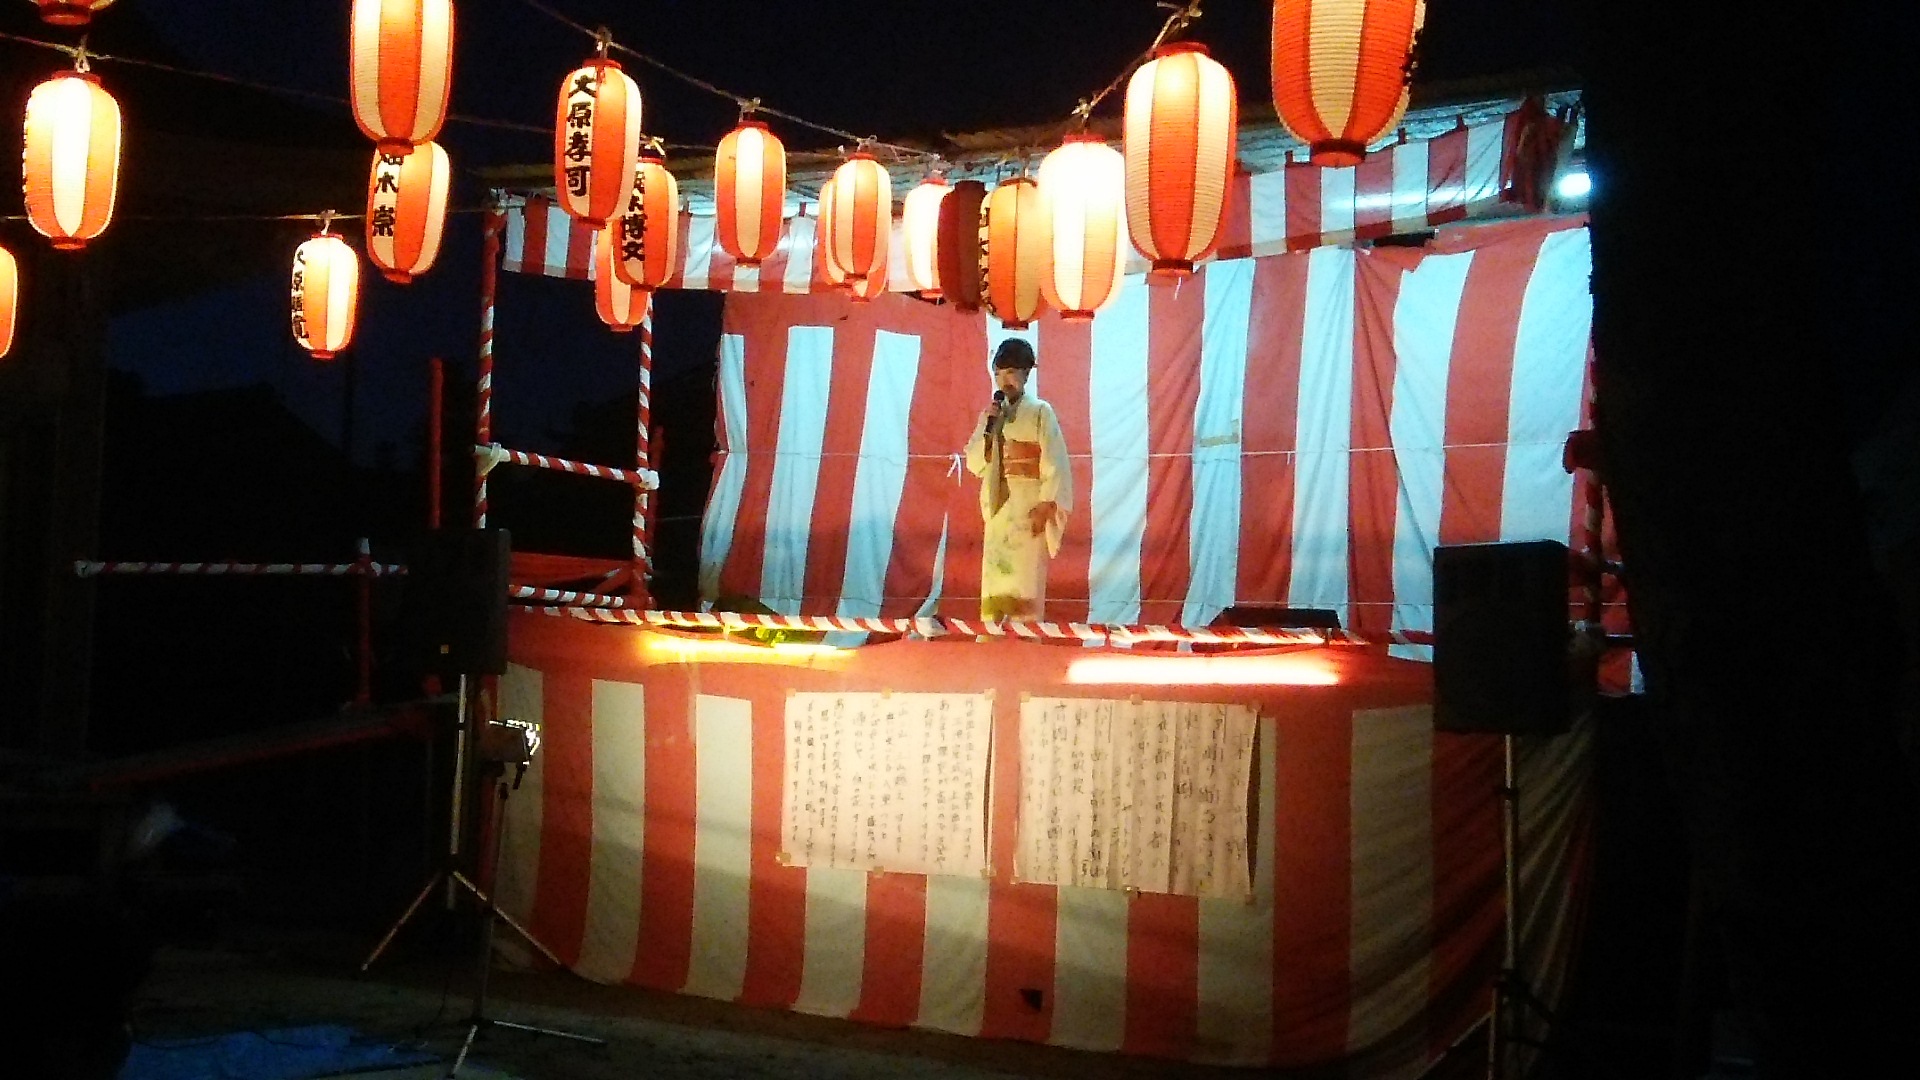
[
  {"x1": 781, "y1": 692, "x2": 991, "y2": 878},
  {"x1": 1015, "y1": 696, "x2": 1256, "y2": 901},
  {"x1": 561, "y1": 74, "x2": 597, "y2": 199}
]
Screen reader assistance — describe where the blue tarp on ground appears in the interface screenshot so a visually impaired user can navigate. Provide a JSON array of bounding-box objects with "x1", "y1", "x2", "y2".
[{"x1": 119, "y1": 1024, "x2": 437, "y2": 1080}]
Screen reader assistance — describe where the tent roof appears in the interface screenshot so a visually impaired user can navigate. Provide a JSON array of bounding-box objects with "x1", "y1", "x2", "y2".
[{"x1": 478, "y1": 74, "x2": 1583, "y2": 215}]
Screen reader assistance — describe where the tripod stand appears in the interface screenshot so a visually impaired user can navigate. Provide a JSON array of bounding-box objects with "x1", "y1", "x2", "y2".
[
  {"x1": 1486, "y1": 733, "x2": 1555, "y2": 1080},
  {"x1": 360, "y1": 676, "x2": 562, "y2": 974}
]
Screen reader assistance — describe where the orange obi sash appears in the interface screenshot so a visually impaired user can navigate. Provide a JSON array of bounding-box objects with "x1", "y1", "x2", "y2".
[{"x1": 1001, "y1": 438, "x2": 1042, "y2": 478}]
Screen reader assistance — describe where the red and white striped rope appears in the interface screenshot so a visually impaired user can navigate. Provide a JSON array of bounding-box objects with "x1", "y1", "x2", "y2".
[
  {"x1": 634, "y1": 305, "x2": 655, "y2": 583},
  {"x1": 479, "y1": 444, "x2": 661, "y2": 489},
  {"x1": 510, "y1": 585, "x2": 627, "y2": 608},
  {"x1": 76, "y1": 559, "x2": 406, "y2": 578},
  {"x1": 519, "y1": 605, "x2": 1433, "y2": 647}
]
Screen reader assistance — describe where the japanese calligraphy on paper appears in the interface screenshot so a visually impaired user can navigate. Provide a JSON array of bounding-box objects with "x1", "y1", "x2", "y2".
[
  {"x1": 781, "y1": 692, "x2": 992, "y2": 878},
  {"x1": 1016, "y1": 697, "x2": 1257, "y2": 901}
]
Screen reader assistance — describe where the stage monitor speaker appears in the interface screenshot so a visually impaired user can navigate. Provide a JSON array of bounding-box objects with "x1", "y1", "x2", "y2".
[
  {"x1": 1433, "y1": 540, "x2": 1571, "y2": 736},
  {"x1": 404, "y1": 528, "x2": 511, "y2": 676}
]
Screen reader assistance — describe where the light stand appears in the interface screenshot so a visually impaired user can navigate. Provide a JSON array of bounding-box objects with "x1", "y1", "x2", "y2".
[
  {"x1": 446, "y1": 742, "x2": 603, "y2": 1075},
  {"x1": 1487, "y1": 732, "x2": 1555, "y2": 1080},
  {"x1": 359, "y1": 675, "x2": 563, "y2": 974}
]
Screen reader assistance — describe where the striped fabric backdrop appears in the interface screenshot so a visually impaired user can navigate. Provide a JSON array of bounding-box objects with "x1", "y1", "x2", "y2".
[
  {"x1": 498, "y1": 110, "x2": 1509, "y2": 291},
  {"x1": 697, "y1": 216, "x2": 1598, "y2": 642},
  {"x1": 494, "y1": 614, "x2": 1592, "y2": 1071}
]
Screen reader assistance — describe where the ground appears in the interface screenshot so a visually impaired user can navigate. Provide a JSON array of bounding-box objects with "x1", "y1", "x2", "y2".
[{"x1": 126, "y1": 928, "x2": 1259, "y2": 1080}]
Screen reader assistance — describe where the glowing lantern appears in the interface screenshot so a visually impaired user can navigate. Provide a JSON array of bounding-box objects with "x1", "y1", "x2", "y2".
[
  {"x1": 612, "y1": 148, "x2": 680, "y2": 291},
  {"x1": 1038, "y1": 135, "x2": 1127, "y2": 320},
  {"x1": 593, "y1": 227, "x2": 648, "y2": 331},
  {"x1": 814, "y1": 176, "x2": 842, "y2": 286},
  {"x1": 847, "y1": 221, "x2": 891, "y2": 303},
  {"x1": 349, "y1": 0, "x2": 454, "y2": 155},
  {"x1": 291, "y1": 225, "x2": 360, "y2": 360},
  {"x1": 982, "y1": 177, "x2": 1049, "y2": 329},
  {"x1": 22, "y1": 69, "x2": 120, "y2": 251},
  {"x1": 0, "y1": 246, "x2": 17, "y2": 359},
  {"x1": 34, "y1": 1, "x2": 115, "y2": 26},
  {"x1": 554, "y1": 56, "x2": 642, "y2": 228},
  {"x1": 715, "y1": 120, "x2": 785, "y2": 267},
  {"x1": 1123, "y1": 42, "x2": 1237, "y2": 277},
  {"x1": 1271, "y1": 0, "x2": 1426, "y2": 166},
  {"x1": 901, "y1": 176, "x2": 948, "y2": 297},
  {"x1": 934, "y1": 179, "x2": 988, "y2": 312},
  {"x1": 825, "y1": 154, "x2": 891, "y2": 284},
  {"x1": 364, "y1": 140, "x2": 449, "y2": 283}
]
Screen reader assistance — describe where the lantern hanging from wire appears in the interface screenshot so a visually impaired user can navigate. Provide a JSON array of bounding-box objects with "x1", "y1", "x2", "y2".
[
  {"x1": 33, "y1": 1, "x2": 116, "y2": 26},
  {"x1": 846, "y1": 218, "x2": 891, "y2": 303},
  {"x1": 1123, "y1": 42, "x2": 1236, "y2": 277},
  {"x1": 1271, "y1": 0, "x2": 1425, "y2": 166},
  {"x1": 0, "y1": 246, "x2": 17, "y2": 359},
  {"x1": 934, "y1": 179, "x2": 987, "y2": 312},
  {"x1": 613, "y1": 146, "x2": 680, "y2": 291},
  {"x1": 593, "y1": 226, "x2": 648, "y2": 331},
  {"x1": 714, "y1": 118, "x2": 786, "y2": 267},
  {"x1": 22, "y1": 62, "x2": 120, "y2": 251},
  {"x1": 291, "y1": 219, "x2": 360, "y2": 360},
  {"x1": 364, "y1": 140, "x2": 449, "y2": 284},
  {"x1": 825, "y1": 153, "x2": 891, "y2": 284},
  {"x1": 983, "y1": 177, "x2": 1050, "y2": 330},
  {"x1": 900, "y1": 175, "x2": 949, "y2": 298},
  {"x1": 1039, "y1": 135, "x2": 1127, "y2": 320},
  {"x1": 349, "y1": 0, "x2": 454, "y2": 155},
  {"x1": 813, "y1": 177, "x2": 843, "y2": 287},
  {"x1": 554, "y1": 47, "x2": 642, "y2": 228}
]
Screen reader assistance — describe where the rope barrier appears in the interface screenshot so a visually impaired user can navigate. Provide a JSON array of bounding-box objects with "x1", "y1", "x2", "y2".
[
  {"x1": 511, "y1": 585, "x2": 627, "y2": 608},
  {"x1": 76, "y1": 559, "x2": 405, "y2": 578},
  {"x1": 475, "y1": 444, "x2": 661, "y2": 490}
]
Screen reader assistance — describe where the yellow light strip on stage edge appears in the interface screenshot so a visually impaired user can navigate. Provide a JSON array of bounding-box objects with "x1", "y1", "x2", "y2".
[
  {"x1": 642, "y1": 633, "x2": 852, "y2": 668},
  {"x1": 1065, "y1": 652, "x2": 1341, "y2": 686}
]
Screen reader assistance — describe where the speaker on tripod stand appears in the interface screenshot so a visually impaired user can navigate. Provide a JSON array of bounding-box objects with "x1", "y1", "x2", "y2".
[{"x1": 1432, "y1": 540, "x2": 1581, "y2": 1080}]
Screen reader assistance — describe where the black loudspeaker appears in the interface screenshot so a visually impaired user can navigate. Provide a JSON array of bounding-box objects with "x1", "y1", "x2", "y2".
[
  {"x1": 1433, "y1": 540, "x2": 1571, "y2": 736},
  {"x1": 403, "y1": 528, "x2": 511, "y2": 676}
]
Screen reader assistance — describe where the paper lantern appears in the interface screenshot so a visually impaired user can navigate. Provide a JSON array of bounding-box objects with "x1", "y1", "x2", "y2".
[
  {"x1": 825, "y1": 154, "x2": 890, "y2": 284},
  {"x1": 1123, "y1": 42, "x2": 1236, "y2": 277},
  {"x1": 0, "y1": 246, "x2": 17, "y2": 359},
  {"x1": 593, "y1": 227, "x2": 648, "y2": 331},
  {"x1": 612, "y1": 148, "x2": 680, "y2": 290},
  {"x1": 291, "y1": 230, "x2": 360, "y2": 360},
  {"x1": 715, "y1": 120, "x2": 785, "y2": 267},
  {"x1": 364, "y1": 140, "x2": 448, "y2": 283},
  {"x1": 847, "y1": 219, "x2": 891, "y2": 303},
  {"x1": 554, "y1": 58, "x2": 642, "y2": 227},
  {"x1": 1271, "y1": 0, "x2": 1425, "y2": 166},
  {"x1": 22, "y1": 70, "x2": 120, "y2": 251},
  {"x1": 934, "y1": 180, "x2": 987, "y2": 312},
  {"x1": 982, "y1": 177, "x2": 1050, "y2": 330},
  {"x1": 1039, "y1": 135, "x2": 1127, "y2": 321},
  {"x1": 34, "y1": 1, "x2": 115, "y2": 26},
  {"x1": 901, "y1": 176, "x2": 949, "y2": 297},
  {"x1": 814, "y1": 177, "x2": 843, "y2": 286},
  {"x1": 349, "y1": 0, "x2": 454, "y2": 155}
]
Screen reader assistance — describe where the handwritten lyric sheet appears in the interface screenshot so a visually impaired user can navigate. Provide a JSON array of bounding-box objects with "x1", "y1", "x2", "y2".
[
  {"x1": 1015, "y1": 697, "x2": 1257, "y2": 901},
  {"x1": 781, "y1": 692, "x2": 992, "y2": 878}
]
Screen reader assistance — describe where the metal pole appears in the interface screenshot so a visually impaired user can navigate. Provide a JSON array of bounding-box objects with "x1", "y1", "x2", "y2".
[{"x1": 475, "y1": 197, "x2": 504, "y2": 529}]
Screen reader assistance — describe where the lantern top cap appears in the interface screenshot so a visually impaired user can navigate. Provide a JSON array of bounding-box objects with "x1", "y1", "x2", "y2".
[
  {"x1": 1060, "y1": 131, "x2": 1110, "y2": 146},
  {"x1": 1153, "y1": 41, "x2": 1212, "y2": 59},
  {"x1": 732, "y1": 118, "x2": 772, "y2": 132}
]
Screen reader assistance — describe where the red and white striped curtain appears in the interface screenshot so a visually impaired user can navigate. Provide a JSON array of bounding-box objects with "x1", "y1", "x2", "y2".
[
  {"x1": 494, "y1": 614, "x2": 1593, "y2": 1070},
  {"x1": 699, "y1": 216, "x2": 1598, "y2": 641}
]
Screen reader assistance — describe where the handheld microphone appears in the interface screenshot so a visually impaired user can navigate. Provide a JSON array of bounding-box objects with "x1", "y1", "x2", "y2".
[{"x1": 983, "y1": 389, "x2": 1006, "y2": 437}]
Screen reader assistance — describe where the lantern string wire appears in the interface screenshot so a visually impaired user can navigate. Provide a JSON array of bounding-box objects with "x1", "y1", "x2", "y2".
[
  {"x1": 1072, "y1": 0, "x2": 1205, "y2": 127},
  {"x1": 509, "y1": 0, "x2": 929, "y2": 162}
]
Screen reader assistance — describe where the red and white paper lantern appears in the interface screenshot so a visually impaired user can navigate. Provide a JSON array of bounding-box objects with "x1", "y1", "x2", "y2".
[
  {"x1": 364, "y1": 140, "x2": 449, "y2": 283},
  {"x1": 1123, "y1": 42, "x2": 1237, "y2": 277},
  {"x1": 34, "y1": 1, "x2": 116, "y2": 26},
  {"x1": 900, "y1": 176, "x2": 949, "y2": 298},
  {"x1": 349, "y1": 0, "x2": 454, "y2": 155},
  {"x1": 715, "y1": 120, "x2": 786, "y2": 267},
  {"x1": 613, "y1": 148, "x2": 681, "y2": 291},
  {"x1": 594, "y1": 226, "x2": 648, "y2": 332},
  {"x1": 291, "y1": 230, "x2": 360, "y2": 360},
  {"x1": 554, "y1": 58, "x2": 642, "y2": 228},
  {"x1": 0, "y1": 246, "x2": 18, "y2": 359},
  {"x1": 22, "y1": 70, "x2": 121, "y2": 251},
  {"x1": 825, "y1": 154, "x2": 891, "y2": 284},
  {"x1": 983, "y1": 177, "x2": 1050, "y2": 329},
  {"x1": 1271, "y1": 0, "x2": 1426, "y2": 166},
  {"x1": 1038, "y1": 135, "x2": 1127, "y2": 320}
]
